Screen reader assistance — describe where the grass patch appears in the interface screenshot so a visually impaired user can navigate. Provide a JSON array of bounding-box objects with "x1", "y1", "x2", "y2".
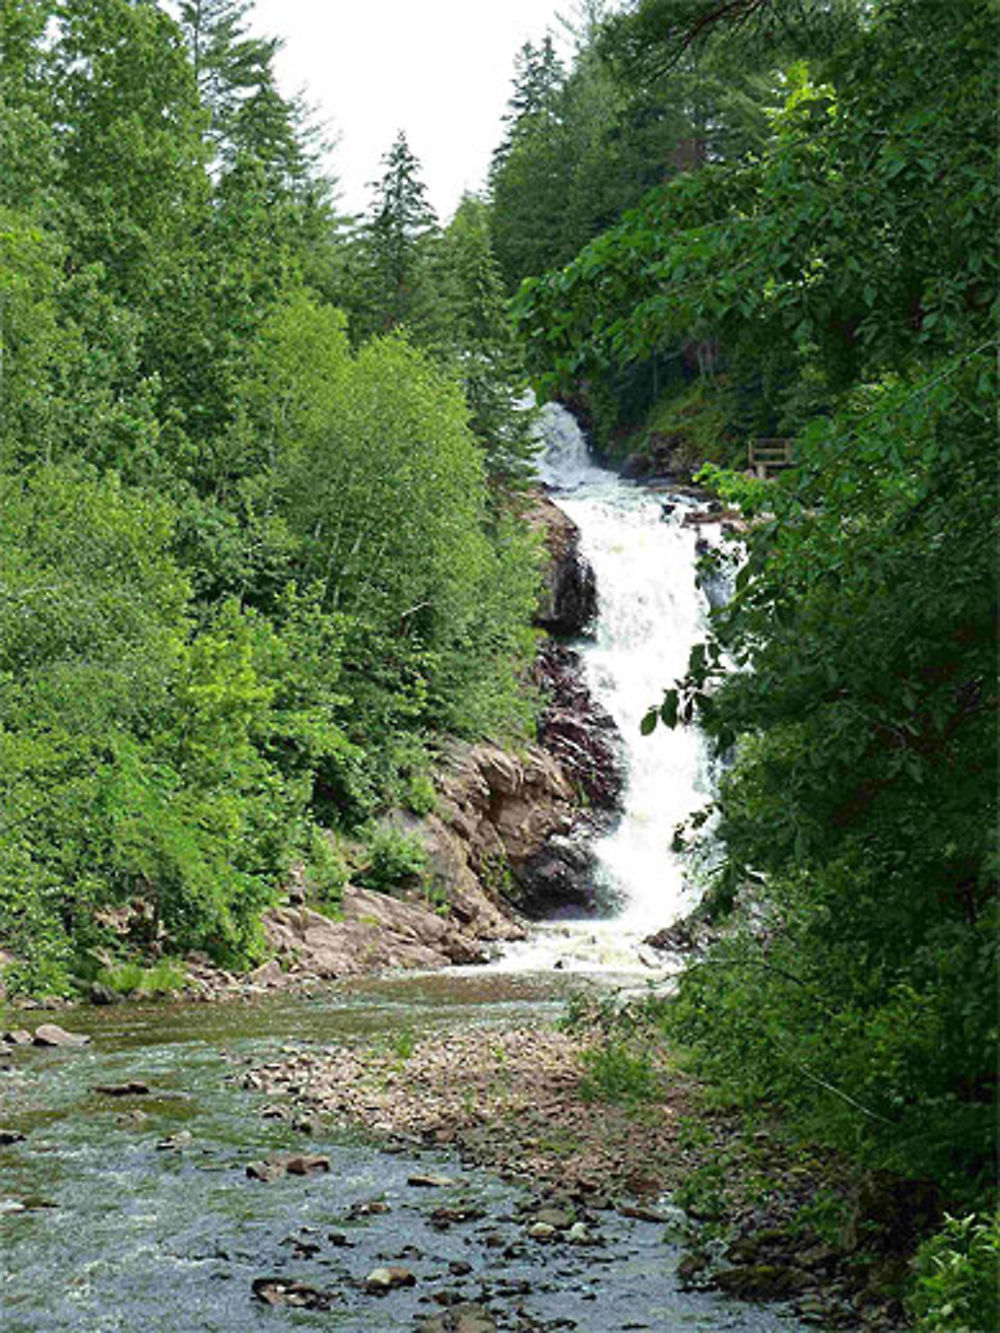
[{"x1": 95, "y1": 958, "x2": 185, "y2": 998}]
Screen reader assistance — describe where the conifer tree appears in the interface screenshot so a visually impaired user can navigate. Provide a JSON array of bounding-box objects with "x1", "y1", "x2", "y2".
[{"x1": 360, "y1": 130, "x2": 439, "y2": 335}]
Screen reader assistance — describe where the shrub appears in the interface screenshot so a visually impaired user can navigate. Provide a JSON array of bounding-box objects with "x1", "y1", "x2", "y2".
[
  {"x1": 579, "y1": 1040, "x2": 657, "y2": 1104},
  {"x1": 357, "y1": 825, "x2": 428, "y2": 895},
  {"x1": 907, "y1": 1212, "x2": 1000, "y2": 1333}
]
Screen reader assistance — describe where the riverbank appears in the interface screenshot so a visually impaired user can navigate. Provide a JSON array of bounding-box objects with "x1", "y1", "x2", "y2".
[{"x1": 243, "y1": 1002, "x2": 912, "y2": 1332}]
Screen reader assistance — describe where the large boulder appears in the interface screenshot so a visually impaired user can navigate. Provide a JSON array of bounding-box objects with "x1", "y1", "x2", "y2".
[
  {"x1": 263, "y1": 739, "x2": 588, "y2": 980},
  {"x1": 512, "y1": 836, "x2": 602, "y2": 917}
]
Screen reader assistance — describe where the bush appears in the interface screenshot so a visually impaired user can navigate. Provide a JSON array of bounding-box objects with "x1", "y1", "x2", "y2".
[
  {"x1": 907, "y1": 1213, "x2": 1000, "y2": 1333},
  {"x1": 357, "y1": 826, "x2": 428, "y2": 896},
  {"x1": 579, "y1": 1039, "x2": 657, "y2": 1104},
  {"x1": 95, "y1": 959, "x2": 185, "y2": 998}
]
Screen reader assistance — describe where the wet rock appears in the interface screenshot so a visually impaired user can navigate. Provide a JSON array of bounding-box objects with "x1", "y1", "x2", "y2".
[
  {"x1": 547, "y1": 552, "x2": 596, "y2": 638},
  {"x1": 644, "y1": 908, "x2": 718, "y2": 956},
  {"x1": 2, "y1": 1029, "x2": 33, "y2": 1046},
  {"x1": 567, "y1": 1222, "x2": 598, "y2": 1245},
  {"x1": 535, "y1": 1205, "x2": 573, "y2": 1230},
  {"x1": 284, "y1": 1154, "x2": 330, "y2": 1176},
  {"x1": 618, "y1": 1203, "x2": 669, "y2": 1223},
  {"x1": 246, "y1": 1159, "x2": 285, "y2": 1182},
  {"x1": 424, "y1": 1301, "x2": 498, "y2": 1333},
  {"x1": 288, "y1": 1238, "x2": 322, "y2": 1259},
  {"x1": 714, "y1": 1264, "x2": 812, "y2": 1299},
  {"x1": 532, "y1": 642, "x2": 625, "y2": 814},
  {"x1": 88, "y1": 982, "x2": 124, "y2": 1006},
  {"x1": 32, "y1": 1024, "x2": 90, "y2": 1048},
  {"x1": 92, "y1": 1081, "x2": 151, "y2": 1097},
  {"x1": 448, "y1": 1260, "x2": 473, "y2": 1276},
  {"x1": 347, "y1": 1198, "x2": 391, "y2": 1219},
  {"x1": 0, "y1": 1199, "x2": 26, "y2": 1214},
  {"x1": 530, "y1": 495, "x2": 597, "y2": 637},
  {"x1": 676, "y1": 1251, "x2": 709, "y2": 1284},
  {"x1": 512, "y1": 837, "x2": 601, "y2": 917},
  {"x1": 251, "y1": 1277, "x2": 335, "y2": 1309},
  {"x1": 0, "y1": 1129, "x2": 26, "y2": 1145},
  {"x1": 155, "y1": 1130, "x2": 193, "y2": 1151},
  {"x1": 408, "y1": 1172, "x2": 456, "y2": 1188},
  {"x1": 328, "y1": 1230, "x2": 353, "y2": 1247},
  {"x1": 528, "y1": 1222, "x2": 557, "y2": 1241},
  {"x1": 452, "y1": 1305, "x2": 497, "y2": 1333},
  {"x1": 365, "y1": 1265, "x2": 416, "y2": 1293},
  {"x1": 115, "y1": 1109, "x2": 148, "y2": 1126},
  {"x1": 431, "y1": 1205, "x2": 485, "y2": 1227}
]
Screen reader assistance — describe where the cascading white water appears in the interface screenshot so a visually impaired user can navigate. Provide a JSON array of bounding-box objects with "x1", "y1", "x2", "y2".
[{"x1": 498, "y1": 402, "x2": 716, "y2": 974}]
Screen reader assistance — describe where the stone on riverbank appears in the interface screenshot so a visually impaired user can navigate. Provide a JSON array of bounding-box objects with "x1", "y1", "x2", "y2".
[{"x1": 408, "y1": 1172, "x2": 456, "y2": 1188}]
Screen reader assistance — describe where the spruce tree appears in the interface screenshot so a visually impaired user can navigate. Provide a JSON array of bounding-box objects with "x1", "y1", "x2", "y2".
[{"x1": 361, "y1": 130, "x2": 439, "y2": 335}]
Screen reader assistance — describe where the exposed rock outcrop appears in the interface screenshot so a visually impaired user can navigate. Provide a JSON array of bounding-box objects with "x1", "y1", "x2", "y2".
[
  {"x1": 528, "y1": 495, "x2": 596, "y2": 637},
  {"x1": 532, "y1": 641, "x2": 625, "y2": 814},
  {"x1": 260, "y1": 740, "x2": 585, "y2": 980},
  {"x1": 264, "y1": 889, "x2": 494, "y2": 981}
]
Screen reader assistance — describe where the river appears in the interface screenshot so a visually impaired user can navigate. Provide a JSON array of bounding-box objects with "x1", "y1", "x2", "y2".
[{"x1": 0, "y1": 408, "x2": 799, "y2": 1332}]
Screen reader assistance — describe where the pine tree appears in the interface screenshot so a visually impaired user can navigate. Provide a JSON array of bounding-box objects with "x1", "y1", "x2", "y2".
[
  {"x1": 489, "y1": 38, "x2": 574, "y2": 288},
  {"x1": 437, "y1": 195, "x2": 535, "y2": 492}
]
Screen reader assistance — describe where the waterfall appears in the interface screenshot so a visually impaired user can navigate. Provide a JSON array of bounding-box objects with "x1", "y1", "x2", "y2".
[{"x1": 499, "y1": 402, "x2": 716, "y2": 973}]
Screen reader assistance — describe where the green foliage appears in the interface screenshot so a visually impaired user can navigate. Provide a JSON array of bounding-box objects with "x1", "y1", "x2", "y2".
[
  {"x1": 579, "y1": 1041, "x2": 657, "y2": 1105},
  {"x1": 357, "y1": 826, "x2": 428, "y2": 897},
  {"x1": 0, "y1": 4, "x2": 541, "y2": 993},
  {"x1": 907, "y1": 1213, "x2": 1000, "y2": 1333},
  {"x1": 304, "y1": 829, "x2": 349, "y2": 908},
  {"x1": 673, "y1": 1160, "x2": 728, "y2": 1221},
  {"x1": 517, "y1": 0, "x2": 998, "y2": 1222},
  {"x1": 95, "y1": 959, "x2": 186, "y2": 998}
]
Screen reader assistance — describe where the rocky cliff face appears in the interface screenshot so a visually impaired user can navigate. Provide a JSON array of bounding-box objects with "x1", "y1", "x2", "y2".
[{"x1": 262, "y1": 741, "x2": 581, "y2": 980}]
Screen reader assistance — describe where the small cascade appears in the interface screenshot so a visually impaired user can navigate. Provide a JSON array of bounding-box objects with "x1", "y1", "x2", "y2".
[{"x1": 498, "y1": 403, "x2": 718, "y2": 974}]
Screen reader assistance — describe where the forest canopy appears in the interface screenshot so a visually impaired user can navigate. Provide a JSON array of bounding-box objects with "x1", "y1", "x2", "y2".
[{"x1": 0, "y1": 0, "x2": 539, "y2": 992}]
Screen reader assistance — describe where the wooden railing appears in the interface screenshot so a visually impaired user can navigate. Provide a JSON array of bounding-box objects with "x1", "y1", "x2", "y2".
[{"x1": 748, "y1": 438, "x2": 793, "y2": 479}]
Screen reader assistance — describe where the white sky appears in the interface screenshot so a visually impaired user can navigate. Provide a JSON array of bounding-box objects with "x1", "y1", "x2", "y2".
[{"x1": 249, "y1": 1, "x2": 578, "y2": 222}]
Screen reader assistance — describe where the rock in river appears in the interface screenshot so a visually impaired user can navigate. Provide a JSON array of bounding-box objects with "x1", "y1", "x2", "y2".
[
  {"x1": 32, "y1": 1024, "x2": 90, "y2": 1048},
  {"x1": 252, "y1": 1277, "x2": 335, "y2": 1309},
  {"x1": 365, "y1": 1265, "x2": 417, "y2": 1293},
  {"x1": 92, "y1": 1081, "x2": 151, "y2": 1097}
]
